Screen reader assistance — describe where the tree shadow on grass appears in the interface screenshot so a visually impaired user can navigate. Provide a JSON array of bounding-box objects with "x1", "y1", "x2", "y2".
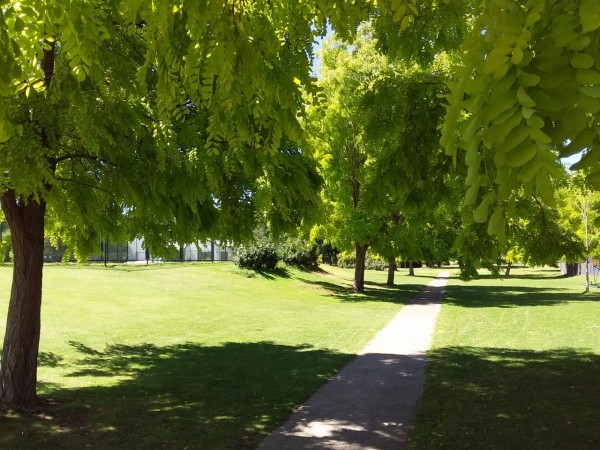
[
  {"x1": 255, "y1": 268, "x2": 292, "y2": 280},
  {"x1": 411, "y1": 346, "x2": 600, "y2": 449},
  {"x1": 297, "y1": 277, "x2": 426, "y2": 304},
  {"x1": 444, "y1": 282, "x2": 597, "y2": 308},
  {"x1": 0, "y1": 341, "x2": 352, "y2": 450},
  {"x1": 38, "y1": 352, "x2": 64, "y2": 368}
]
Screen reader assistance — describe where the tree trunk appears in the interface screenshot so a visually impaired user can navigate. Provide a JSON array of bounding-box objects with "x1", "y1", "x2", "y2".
[
  {"x1": 387, "y1": 258, "x2": 396, "y2": 286},
  {"x1": 504, "y1": 260, "x2": 512, "y2": 278},
  {"x1": 353, "y1": 242, "x2": 368, "y2": 293},
  {"x1": 0, "y1": 190, "x2": 46, "y2": 409},
  {"x1": 408, "y1": 260, "x2": 415, "y2": 276}
]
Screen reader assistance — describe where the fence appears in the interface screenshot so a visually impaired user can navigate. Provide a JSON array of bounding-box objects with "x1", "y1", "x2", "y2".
[{"x1": 0, "y1": 226, "x2": 235, "y2": 264}]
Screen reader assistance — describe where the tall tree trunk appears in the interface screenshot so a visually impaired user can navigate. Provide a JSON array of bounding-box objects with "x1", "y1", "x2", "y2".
[
  {"x1": 504, "y1": 260, "x2": 512, "y2": 278},
  {"x1": 408, "y1": 260, "x2": 415, "y2": 276},
  {"x1": 0, "y1": 190, "x2": 46, "y2": 409},
  {"x1": 353, "y1": 242, "x2": 368, "y2": 293},
  {"x1": 387, "y1": 258, "x2": 396, "y2": 286}
]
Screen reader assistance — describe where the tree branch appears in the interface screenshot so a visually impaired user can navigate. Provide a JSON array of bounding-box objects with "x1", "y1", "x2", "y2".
[{"x1": 55, "y1": 177, "x2": 115, "y2": 196}]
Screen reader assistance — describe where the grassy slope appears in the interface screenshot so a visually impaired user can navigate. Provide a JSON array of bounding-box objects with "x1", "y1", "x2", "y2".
[
  {"x1": 0, "y1": 262, "x2": 435, "y2": 449},
  {"x1": 410, "y1": 267, "x2": 600, "y2": 450}
]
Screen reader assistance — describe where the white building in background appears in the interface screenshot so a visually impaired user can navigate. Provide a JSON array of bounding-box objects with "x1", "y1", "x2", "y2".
[{"x1": 126, "y1": 238, "x2": 234, "y2": 262}]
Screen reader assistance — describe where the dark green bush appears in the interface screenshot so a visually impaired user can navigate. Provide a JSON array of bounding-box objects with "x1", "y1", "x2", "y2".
[
  {"x1": 234, "y1": 242, "x2": 279, "y2": 270},
  {"x1": 279, "y1": 238, "x2": 319, "y2": 269}
]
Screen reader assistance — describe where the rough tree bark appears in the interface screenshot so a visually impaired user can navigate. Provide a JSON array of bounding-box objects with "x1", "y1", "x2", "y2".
[
  {"x1": 504, "y1": 260, "x2": 512, "y2": 278},
  {"x1": 387, "y1": 258, "x2": 396, "y2": 286},
  {"x1": 0, "y1": 191, "x2": 46, "y2": 409},
  {"x1": 353, "y1": 242, "x2": 368, "y2": 293},
  {"x1": 0, "y1": 39, "x2": 54, "y2": 410},
  {"x1": 408, "y1": 260, "x2": 415, "y2": 276}
]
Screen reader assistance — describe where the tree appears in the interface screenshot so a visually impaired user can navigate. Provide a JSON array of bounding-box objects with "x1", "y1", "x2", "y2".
[
  {"x1": 505, "y1": 193, "x2": 585, "y2": 276},
  {"x1": 556, "y1": 172, "x2": 600, "y2": 290},
  {"x1": 366, "y1": 81, "x2": 463, "y2": 285},
  {"x1": 310, "y1": 22, "x2": 463, "y2": 290},
  {"x1": 308, "y1": 27, "x2": 394, "y2": 292},
  {"x1": 1, "y1": 0, "x2": 358, "y2": 409}
]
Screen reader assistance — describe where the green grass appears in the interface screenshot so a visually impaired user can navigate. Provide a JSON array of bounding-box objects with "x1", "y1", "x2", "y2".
[
  {"x1": 409, "y1": 266, "x2": 600, "y2": 450},
  {"x1": 0, "y1": 262, "x2": 436, "y2": 449}
]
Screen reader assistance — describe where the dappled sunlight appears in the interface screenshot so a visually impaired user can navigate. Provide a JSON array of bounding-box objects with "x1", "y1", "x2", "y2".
[
  {"x1": 411, "y1": 346, "x2": 600, "y2": 449},
  {"x1": 445, "y1": 283, "x2": 596, "y2": 308},
  {"x1": 1, "y1": 341, "x2": 352, "y2": 449}
]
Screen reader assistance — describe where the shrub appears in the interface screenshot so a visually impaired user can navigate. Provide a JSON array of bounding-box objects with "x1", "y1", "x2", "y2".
[
  {"x1": 336, "y1": 252, "x2": 388, "y2": 271},
  {"x1": 336, "y1": 252, "x2": 356, "y2": 269},
  {"x1": 234, "y1": 242, "x2": 279, "y2": 270},
  {"x1": 279, "y1": 238, "x2": 319, "y2": 269}
]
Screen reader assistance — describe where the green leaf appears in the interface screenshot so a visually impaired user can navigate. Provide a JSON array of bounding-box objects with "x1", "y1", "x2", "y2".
[
  {"x1": 530, "y1": 127, "x2": 552, "y2": 144},
  {"x1": 539, "y1": 67, "x2": 573, "y2": 89},
  {"x1": 400, "y1": 15, "x2": 412, "y2": 30},
  {"x1": 580, "y1": 86, "x2": 600, "y2": 98},
  {"x1": 517, "y1": 71, "x2": 541, "y2": 87},
  {"x1": 578, "y1": 92, "x2": 600, "y2": 113},
  {"x1": 575, "y1": 69, "x2": 600, "y2": 84},
  {"x1": 526, "y1": 114, "x2": 544, "y2": 129},
  {"x1": 465, "y1": 184, "x2": 479, "y2": 205},
  {"x1": 535, "y1": 171, "x2": 555, "y2": 207},
  {"x1": 484, "y1": 49, "x2": 510, "y2": 74},
  {"x1": 580, "y1": 0, "x2": 600, "y2": 32},
  {"x1": 487, "y1": 207, "x2": 504, "y2": 236},
  {"x1": 511, "y1": 47, "x2": 524, "y2": 65},
  {"x1": 482, "y1": 93, "x2": 516, "y2": 123},
  {"x1": 13, "y1": 17, "x2": 24, "y2": 32},
  {"x1": 562, "y1": 107, "x2": 588, "y2": 134},
  {"x1": 528, "y1": 89, "x2": 563, "y2": 112},
  {"x1": 571, "y1": 52, "x2": 595, "y2": 69},
  {"x1": 473, "y1": 194, "x2": 491, "y2": 223},
  {"x1": 517, "y1": 157, "x2": 543, "y2": 182},
  {"x1": 506, "y1": 143, "x2": 537, "y2": 167},
  {"x1": 522, "y1": 106, "x2": 535, "y2": 119},
  {"x1": 517, "y1": 86, "x2": 536, "y2": 107},
  {"x1": 495, "y1": 125, "x2": 530, "y2": 153}
]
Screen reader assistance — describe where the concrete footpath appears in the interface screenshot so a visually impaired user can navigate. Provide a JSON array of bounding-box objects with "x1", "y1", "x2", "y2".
[{"x1": 259, "y1": 272, "x2": 449, "y2": 450}]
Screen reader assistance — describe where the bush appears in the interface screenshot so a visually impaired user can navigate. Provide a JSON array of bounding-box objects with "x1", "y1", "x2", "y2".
[
  {"x1": 279, "y1": 238, "x2": 319, "y2": 269},
  {"x1": 336, "y1": 251, "x2": 388, "y2": 271},
  {"x1": 336, "y1": 252, "x2": 356, "y2": 269},
  {"x1": 234, "y1": 242, "x2": 279, "y2": 270}
]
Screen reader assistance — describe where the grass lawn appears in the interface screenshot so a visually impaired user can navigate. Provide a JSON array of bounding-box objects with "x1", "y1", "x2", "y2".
[
  {"x1": 0, "y1": 262, "x2": 436, "y2": 449},
  {"x1": 409, "y1": 266, "x2": 600, "y2": 450}
]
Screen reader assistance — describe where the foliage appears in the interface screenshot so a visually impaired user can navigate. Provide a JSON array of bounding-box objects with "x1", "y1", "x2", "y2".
[
  {"x1": 278, "y1": 237, "x2": 319, "y2": 270},
  {"x1": 442, "y1": 0, "x2": 600, "y2": 239},
  {"x1": 508, "y1": 195, "x2": 586, "y2": 266},
  {"x1": 0, "y1": 224, "x2": 10, "y2": 264},
  {"x1": 336, "y1": 251, "x2": 388, "y2": 271},
  {"x1": 310, "y1": 22, "x2": 465, "y2": 289},
  {"x1": 556, "y1": 171, "x2": 600, "y2": 257},
  {"x1": 234, "y1": 241, "x2": 279, "y2": 271},
  {"x1": 453, "y1": 221, "x2": 503, "y2": 280}
]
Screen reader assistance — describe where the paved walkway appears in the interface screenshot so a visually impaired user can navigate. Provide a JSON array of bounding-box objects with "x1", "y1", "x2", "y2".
[{"x1": 258, "y1": 272, "x2": 449, "y2": 450}]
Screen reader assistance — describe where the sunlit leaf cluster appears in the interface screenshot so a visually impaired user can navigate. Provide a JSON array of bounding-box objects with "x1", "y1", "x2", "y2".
[{"x1": 442, "y1": 0, "x2": 600, "y2": 240}]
